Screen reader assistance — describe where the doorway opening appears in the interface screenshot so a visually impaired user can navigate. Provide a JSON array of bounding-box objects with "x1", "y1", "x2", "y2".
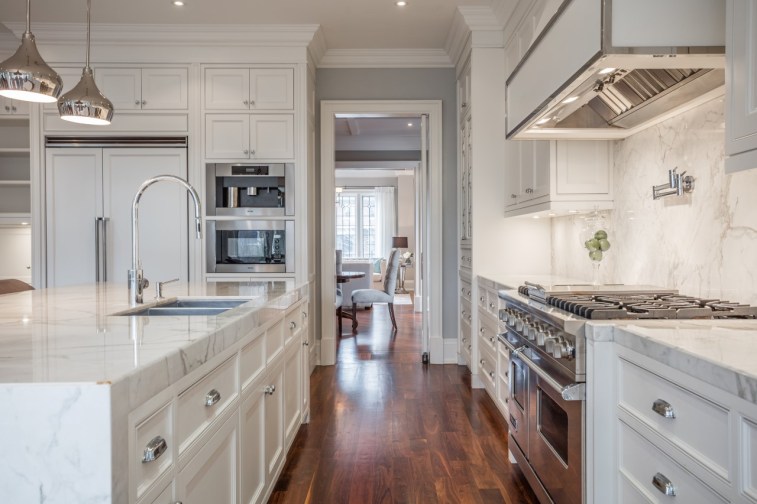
[{"x1": 320, "y1": 100, "x2": 442, "y2": 366}]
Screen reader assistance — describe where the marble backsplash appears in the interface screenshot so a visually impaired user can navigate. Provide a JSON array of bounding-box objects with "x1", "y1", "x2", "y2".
[{"x1": 551, "y1": 98, "x2": 757, "y2": 305}]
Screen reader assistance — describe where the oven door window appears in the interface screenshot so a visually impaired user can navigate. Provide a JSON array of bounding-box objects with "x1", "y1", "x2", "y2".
[
  {"x1": 536, "y1": 386, "x2": 569, "y2": 465},
  {"x1": 511, "y1": 356, "x2": 529, "y2": 413}
]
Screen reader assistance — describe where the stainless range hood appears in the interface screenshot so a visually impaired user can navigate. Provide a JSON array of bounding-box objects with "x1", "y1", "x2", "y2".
[{"x1": 506, "y1": 0, "x2": 726, "y2": 140}]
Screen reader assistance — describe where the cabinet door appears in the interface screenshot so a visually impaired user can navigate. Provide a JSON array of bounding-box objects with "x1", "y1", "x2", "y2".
[
  {"x1": 43, "y1": 67, "x2": 89, "y2": 111},
  {"x1": 45, "y1": 148, "x2": 102, "y2": 287},
  {"x1": 204, "y1": 68, "x2": 250, "y2": 110},
  {"x1": 459, "y1": 119, "x2": 468, "y2": 238},
  {"x1": 264, "y1": 362, "x2": 285, "y2": 482},
  {"x1": 283, "y1": 344, "x2": 302, "y2": 447},
  {"x1": 249, "y1": 69, "x2": 294, "y2": 110},
  {"x1": 504, "y1": 140, "x2": 521, "y2": 207},
  {"x1": 529, "y1": 140, "x2": 551, "y2": 200},
  {"x1": 141, "y1": 68, "x2": 188, "y2": 110},
  {"x1": 554, "y1": 141, "x2": 611, "y2": 195},
  {"x1": 95, "y1": 68, "x2": 142, "y2": 110},
  {"x1": 205, "y1": 114, "x2": 250, "y2": 159},
  {"x1": 175, "y1": 413, "x2": 238, "y2": 504},
  {"x1": 102, "y1": 148, "x2": 188, "y2": 285},
  {"x1": 726, "y1": 0, "x2": 757, "y2": 168},
  {"x1": 240, "y1": 386, "x2": 267, "y2": 504},
  {"x1": 250, "y1": 114, "x2": 294, "y2": 160}
]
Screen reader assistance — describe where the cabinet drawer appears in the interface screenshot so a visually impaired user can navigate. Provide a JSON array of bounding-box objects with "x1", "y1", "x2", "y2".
[
  {"x1": 478, "y1": 351, "x2": 497, "y2": 398},
  {"x1": 460, "y1": 278, "x2": 472, "y2": 302},
  {"x1": 485, "y1": 289, "x2": 499, "y2": 318},
  {"x1": 240, "y1": 330, "x2": 266, "y2": 391},
  {"x1": 266, "y1": 317, "x2": 285, "y2": 363},
  {"x1": 284, "y1": 305, "x2": 304, "y2": 344},
  {"x1": 618, "y1": 357, "x2": 731, "y2": 480},
  {"x1": 478, "y1": 315, "x2": 498, "y2": 356},
  {"x1": 459, "y1": 247, "x2": 472, "y2": 270},
  {"x1": 460, "y1": 298, "x2": 472, "y2": 327},
  {"x1": 618, "y1": 421, "x2": 728, "y2": 504},
  {"x1": 134, "y1": 402, "x2": 174, "y2": 500},
  {"x1": 177, "y1": 356, "x2": 239, "y2": 454}
]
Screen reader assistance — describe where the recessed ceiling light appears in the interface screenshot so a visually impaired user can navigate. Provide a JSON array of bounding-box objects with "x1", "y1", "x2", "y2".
[
  {"x1": 172, "y1": 1, "x2": 185, "y2": 6},
  {"x1": 562, "y1": 96, "x2": 579, "y2": 104},
  {"x1": 599, "y1": 67, "x2": 616, "y2": 75},
  {"x1": 407, "y1": 122, "x2": 413, "y2": 127},
  {"x1": 396, "y1": 1, "x2": 408, "y2": 6}
]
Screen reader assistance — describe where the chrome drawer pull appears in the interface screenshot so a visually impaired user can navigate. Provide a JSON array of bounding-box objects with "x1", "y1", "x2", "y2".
[
  {"x1": 290, "y1": 321, "x2": 297, "y2": 330},
  {"x1": 652, "y1": 472, "x2": 676, "y2": 496},
  {"x1": 142, "y1": 436, "x2": 167, "y2": 463},
  {"x1": 264, "y1": 385, "x2": 276, "y2": 395},
  {"x1": 489, "y1": 371, "x2": 494, "y2": 379},
  {"x1": 652, "y1": 399, "x2": 676, "y2": 419},
  {"x1": 205, "y1": 389, "x2": 221, "y2": 407}
]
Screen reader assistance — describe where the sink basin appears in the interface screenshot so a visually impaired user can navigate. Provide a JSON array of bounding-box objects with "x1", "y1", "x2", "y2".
[{"x1": 113, "y1": 298, "x2": 251, "y2": 317}]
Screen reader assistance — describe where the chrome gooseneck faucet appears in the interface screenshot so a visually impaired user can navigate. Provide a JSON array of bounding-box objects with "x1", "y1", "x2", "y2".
[{"x1": 128, "y1": 175, "x2": 202, "y2": 306}]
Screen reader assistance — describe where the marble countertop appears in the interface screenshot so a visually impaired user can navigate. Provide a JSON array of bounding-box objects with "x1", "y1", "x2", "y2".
[
  {"x1": 586, "y1": 319, "x2": 757, "y2": 404},
  {"x1": 0, "y1": 281, "x2": 305, "y2": 393},
  {"x1": 476, "y1": 273, "x2": 589, "y2": 290}
]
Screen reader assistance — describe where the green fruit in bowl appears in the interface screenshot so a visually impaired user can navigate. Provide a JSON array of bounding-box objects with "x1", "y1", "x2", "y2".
[
  {"x1": 585, "y1": 238, "x2": 600, "y2": 251},
  {"x1": 589, "y1": 250, "x2": 603, "y2": 261},
  {"x1": 599, "y1": 239, "x2": 611, "y2": 251},
  {"x1": 594, "y1": 229, "x2": 608, "y2": 240}
]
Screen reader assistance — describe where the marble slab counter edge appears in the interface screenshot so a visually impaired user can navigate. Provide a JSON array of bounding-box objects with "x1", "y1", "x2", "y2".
[{"x1": 586, "y1": 319, "x2": 757, "y2": 405}]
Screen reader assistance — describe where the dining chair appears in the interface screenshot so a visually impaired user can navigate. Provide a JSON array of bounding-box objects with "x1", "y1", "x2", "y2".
[{"x1": 351, "y1": 248, "x2": 400, "y2": 331}]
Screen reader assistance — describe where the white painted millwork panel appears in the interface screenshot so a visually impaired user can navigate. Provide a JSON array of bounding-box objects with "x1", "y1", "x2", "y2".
[
  {"x1": 240, "y1": 381, "x2": 267, "y2": 504},
  {"x1": 617, "y1": 356, "x2": 731, "y2": 481},
  {"x1": 250, "y1": 114, "x2": 295, "y2": 160},
  {"x1": 204, "y1": 68, "x2": 294, "y2": 111},
  {"x1": 742, "y1": 416, "x2": 757, "y2": 501},
  {"x1": 264, "y1": 362, "x2": 285, "y2": 482},
  {"x1": 144, "y1": 481, "x2": 173, "y2": 504},
  {"x1": 618, "y1": 421, "x2": 729, "y2": 504},
  {"x1": 504, "y1": 140, "x2": 613, "y2": 217},
  {"x1": 175, "y1": 413, "x2": 238, "y2": 504},
  {"x1": 726, "y1": 0, "x2": 757, "y2": 173},
  {"x1": 266, "y1": 318, "x2": 285, "y2": 364},
  {"x1": 496, "y1": 340, "x2": 510, "y2": 417},
  {"x1": 95, "y1": 67, "x2": 188, "y2": 111},
  {"x1": 0, "y1": 96, "x2": 30, "y2": 115},
  {"x1": 46, "y1": 147, "x2": 189, "y2": 287},
  {"x1": 205, "y1": 114, "x2": 250, "y2": 158},
  {"x1": 240, "y1": 333, "x2": 267, "y2": 391},
  {"x1": 283, "y1": 343, "x2": 302, "y2": 447}
]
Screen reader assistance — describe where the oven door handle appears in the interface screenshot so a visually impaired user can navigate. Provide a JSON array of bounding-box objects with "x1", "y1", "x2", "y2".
[{"x1": 503, "y1": 336, "x2": 585, "y2": 402}]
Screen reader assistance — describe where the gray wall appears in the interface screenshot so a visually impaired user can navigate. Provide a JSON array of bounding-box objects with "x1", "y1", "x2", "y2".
[{"x1": 316, "y1": 68, "x2": 458, "y2": 340}]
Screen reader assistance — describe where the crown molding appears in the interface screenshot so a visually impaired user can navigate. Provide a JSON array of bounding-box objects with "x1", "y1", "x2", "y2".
[
  {"x1": 308, "y1": 26, "x2": 328, "y2": 68},
  {"x1": 3, "y1": 22, "x2": 320, "y2": 47},
  {"x1": 318, "y1": 49, "x2": 452, "y2": 69},
  {"x1": 459, "y1": 6, "x2": 505, "y2": 48},
  {"x1": 444, "y1": 9, "x2": 471, "y2": 72},
  {"x1": 490, "y1": 0, "x2": 519, "y2": 29}
]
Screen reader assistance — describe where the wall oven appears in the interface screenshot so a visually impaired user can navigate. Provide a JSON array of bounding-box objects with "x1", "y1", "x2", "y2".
[
  {"x1": 206, "y1": 220, "x2": 294, "y2": 274},
  {"x1": 207, "y1": 163, "x2": 294, "y2": 217}
]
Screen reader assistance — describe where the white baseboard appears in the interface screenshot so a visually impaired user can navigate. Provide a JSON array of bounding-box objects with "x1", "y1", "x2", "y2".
[
  {"x1": 443, "y1": 338, "x2": 460, "y2": 364},
  {"x1": 429, "y1": 337, "x2": 461, "y2": 364},
  {"x1": 414, "y1": 294, "x2": 422, "y2": 312},
  {"x1": 471, "y1": 373, "x2": 484, "y2": 389}
]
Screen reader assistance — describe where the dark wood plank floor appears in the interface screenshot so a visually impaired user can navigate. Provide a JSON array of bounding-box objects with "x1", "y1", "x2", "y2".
[{"x1": 269, "y1": 300, "x2": 539, "y2": 503}]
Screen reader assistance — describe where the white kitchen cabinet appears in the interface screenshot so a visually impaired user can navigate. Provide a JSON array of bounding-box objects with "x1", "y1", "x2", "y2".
[
  {"x1": 264, "y1": 360, "x2": 285, "y2": 483},
  {"x1": 496, "y1": 339, "x2": 510, "y2": 417},
  {"x1": 459, "y1": 112, "x2": 472, "y2": 243},
  {"x1": 504, "y1": 140, "x2": 613, "y2": 217},
  {"x1": 95, "y1": 67, "x2": 188, "y2": 111},
  {"x1": 175, "y1": 413, "x2": 238, "y2": 504},
  {"x1": 0, "y1": 117, "x2": 31, "y2": 224},
  {"x1": 0, "y1": 96, "x2": 30, "y2": 116},
  {"x1": 204, "y1": 68, "x2": 294, "y2": 111},
  {"x1": 205, "y1": 114, "x2": 294, "y2": 161},
  {"x1": 725, "y1": 0, "x2": 757, "y2": 173},
  {"x1": 240, "y1": 380, "x2": 267, "y2": 504},
  {"x1": 45, "y1": 148, "x2": 189, "y2": 287},
  {"x1": 283, "y1": 342, "x2": 302, "y2": 447},
  {"x1": 457, "y1": 61, "x2": 471, "y2": 117}
]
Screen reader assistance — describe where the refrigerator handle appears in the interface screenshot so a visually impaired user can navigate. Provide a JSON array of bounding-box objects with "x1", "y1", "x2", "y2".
[
  {"x1": 95, "y1": 218, "x2": 102, "y2": 283},
  {"x1": 102, "y1": 218, "x2": 109, "y2": 282}
]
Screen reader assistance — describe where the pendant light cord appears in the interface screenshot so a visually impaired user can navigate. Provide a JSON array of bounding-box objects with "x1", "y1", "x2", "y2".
[
  {"x1": 85, "y1": 0, "x2": 91, "y2": 69},
  {"x1": 25, "y1": 0, "x2": 31, "y2": 34}
]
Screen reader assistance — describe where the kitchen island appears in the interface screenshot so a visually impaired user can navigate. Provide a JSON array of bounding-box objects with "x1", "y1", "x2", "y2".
[{"x1": 0, "y1": 281, "x2": 310, "y2": 504}]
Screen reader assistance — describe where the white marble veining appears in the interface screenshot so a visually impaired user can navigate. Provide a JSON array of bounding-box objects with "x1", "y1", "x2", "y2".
[
  {"x1": 586, "y1": 319, "x2": 757, "y2": 404},
  {"x1": 551, "y1": 98, "x2": 757, "y2": 305}
]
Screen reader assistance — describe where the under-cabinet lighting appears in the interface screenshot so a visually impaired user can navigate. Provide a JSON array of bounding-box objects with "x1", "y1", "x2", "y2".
[
  {"x1": 396, "y1": 1, "x2": 408, "y2": 6},
  {"x1": 172, "y1": 1, "x2": 185, "y2": 6},
  {"x1": 568, "y1": 210, "x2": 579, "y2": 214},
  {"x1": 599, "y1": 67, "x2": 616, "y2": 75},
  {"x1": 536, "y1": 117, "x2": 551, "y2": 125},
  {"x1": 562, "y1": 96, "x2": 579, "y2": 104},
  {"x1": 407, "y1": 122, "x2": 413, "y2": 127},
  {"x1": 21, "y1": 222, "x2": 29, "y2": 225}
]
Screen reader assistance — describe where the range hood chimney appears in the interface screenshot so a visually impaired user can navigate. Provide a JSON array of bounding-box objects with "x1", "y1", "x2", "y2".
[{"x1": 506, "y1": 0, "x2": 726, "y2": 140}]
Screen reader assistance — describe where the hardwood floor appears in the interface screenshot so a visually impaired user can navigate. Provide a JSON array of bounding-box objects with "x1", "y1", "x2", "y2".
[{"x1": 269, "y1": 302, "x2": 539, "y2": 503}]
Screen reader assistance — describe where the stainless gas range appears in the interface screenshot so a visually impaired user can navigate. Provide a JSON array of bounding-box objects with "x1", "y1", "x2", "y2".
[{"x1": 498, "y1": 281, "x2": 757, "y2": 504}]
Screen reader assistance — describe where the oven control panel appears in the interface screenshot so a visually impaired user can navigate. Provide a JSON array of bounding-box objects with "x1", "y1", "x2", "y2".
[{"x1": 500, "y1": 306, "x2": 575, "y2": 361}]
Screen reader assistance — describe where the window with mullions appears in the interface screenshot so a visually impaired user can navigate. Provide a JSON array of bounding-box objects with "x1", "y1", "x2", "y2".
[{"x1": 336, "y1": 190, "x2": 377, "y2": 258}]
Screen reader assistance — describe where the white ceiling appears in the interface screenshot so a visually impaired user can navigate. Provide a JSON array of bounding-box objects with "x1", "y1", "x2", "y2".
[{"x1": 2, "y1": 0, "x2": 492, "y2": 50}]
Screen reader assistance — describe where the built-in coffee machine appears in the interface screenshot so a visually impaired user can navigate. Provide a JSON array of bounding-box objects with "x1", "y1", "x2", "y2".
[{"x1": 207, "y1": 163, "x2": 294, "y2": 217}]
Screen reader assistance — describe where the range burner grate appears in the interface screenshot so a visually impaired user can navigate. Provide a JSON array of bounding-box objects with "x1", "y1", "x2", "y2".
[{"x1": 544, "y1": 293, "x2": 757, "y2": 320}]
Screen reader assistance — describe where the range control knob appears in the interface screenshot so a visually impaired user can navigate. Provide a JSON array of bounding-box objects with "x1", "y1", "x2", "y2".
[
  {"x1": 552, "y1": 337, "x2": 575, "y2": 360},
  {"x1": 515, "y1": 317, "x2": 525, "y2": 332},
  {"x1": 536, "y1": 328, "x2": 550, "y2": 346}
]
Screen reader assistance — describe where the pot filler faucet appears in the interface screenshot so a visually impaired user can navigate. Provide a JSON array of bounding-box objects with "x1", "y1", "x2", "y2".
[{"x1": 128, "y1": 175, "x2": 202, "y2": 306}]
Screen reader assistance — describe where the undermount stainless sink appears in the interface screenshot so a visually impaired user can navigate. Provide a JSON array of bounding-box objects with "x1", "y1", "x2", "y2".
[{"x1": 113, "y1": 298, "x2": 251, "y2": 317}]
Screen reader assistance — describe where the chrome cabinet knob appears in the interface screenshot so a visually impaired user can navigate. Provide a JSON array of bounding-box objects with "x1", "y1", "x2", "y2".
[
  {"x1": 135, "y1": 100, "x2": 141, "y2": 105},
  {"x1": 251, "y1": 149, "x2": 256, "y2": 156},
  {"x1": 264, "y1": 385, "x2": 276, "y2": 395},
  {"x1": 510, "y1": 194, "x2": 517, "y2": 199},
  {"x1": 243, "y1": 99, "x2": 249, "y2": 106},
  {"x1": 11, "y1": 106, "x2": 17, "y2": 112},
  {"x1": 290, "y1": 321, "x2": 297, "y2": 330},
  {"x1": 303, "y1": 340, "x2": 310, "y2": 346},
  {"x1": 141, "y1": 100, "x2": 146, "y2": 106},
  {"x1": 302, "y1": 310, "x2": 308, "y2": 318},
  {"x1": 652, "y1": 473, "x2": 676, "y2": 496},
  {"x1": 652, "y1": 399, "x2": 676, "y2": 419},
  {"x1": 250, "y1": 100, "x2": 255, "y2": 107},
  {"x1": 4, "y1": 105, "x2": 10, "y2": 112},
  {"x1": 142, "y1": 436, "x2": 167, "y2": 463},
  {"x1": 479, "y1": 296, "x2": 485, "y2": 303},
  {"x1": 205, "y1": 389, "x2": 221, "y2": 407}
]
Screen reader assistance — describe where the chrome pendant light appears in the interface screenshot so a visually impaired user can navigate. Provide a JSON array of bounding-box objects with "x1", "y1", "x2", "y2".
[
  {"x1": 58, "y1": 0, "x2": 114, "y2": 125},
  {"x1": 0, "y1": 0, "x2": 63, "y2": 103}
]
